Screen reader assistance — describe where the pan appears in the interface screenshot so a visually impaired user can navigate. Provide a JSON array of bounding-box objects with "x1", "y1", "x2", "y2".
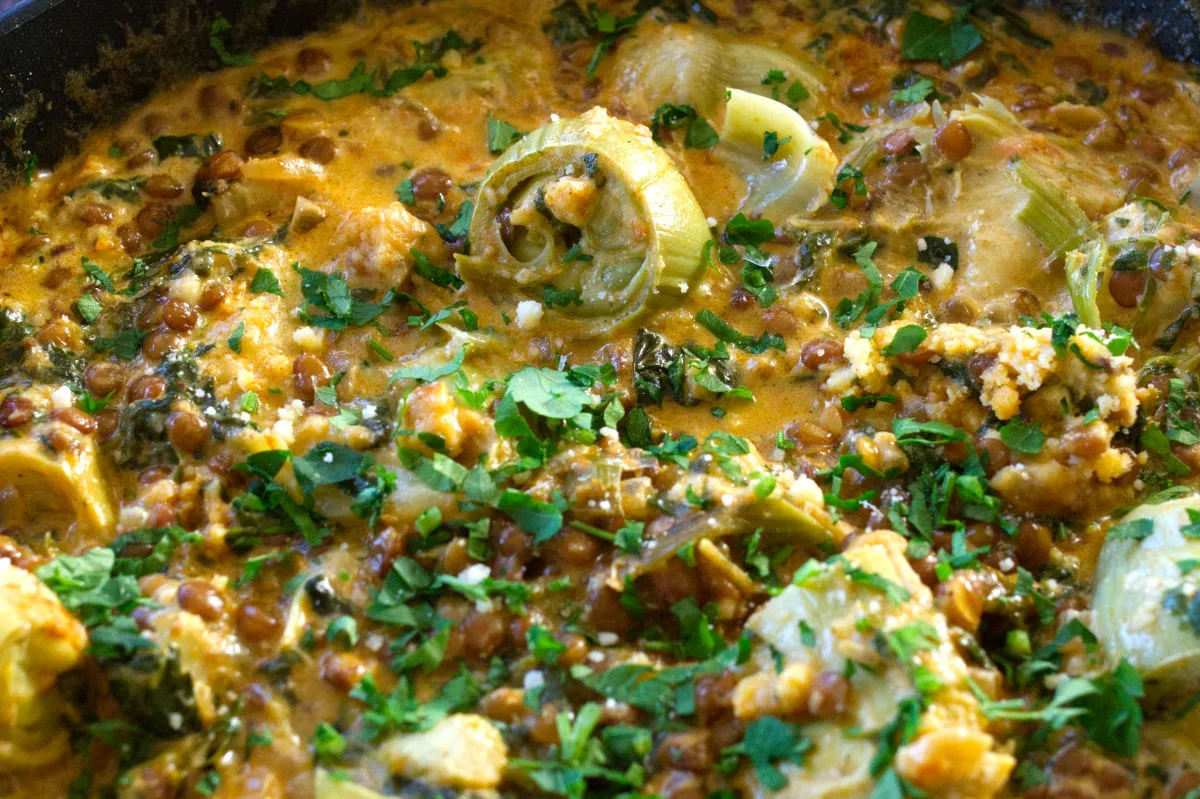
[{"x1": 0, "y1": 0, "x2": 1198, "y2": 188}]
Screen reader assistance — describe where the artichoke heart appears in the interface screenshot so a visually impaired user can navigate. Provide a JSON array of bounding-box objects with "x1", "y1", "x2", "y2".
[
  {"x1": 1094, "y1": 494, "x2": 1200, "y2": 704},
  {"x1": 720, "y1": 88, "x2": 837, "y2": 219},
  {"x1": 612, "y1": 24, "x2": 826, "y2": 118},
  {"x1": 456, "y1": 107, "x2": 709, "y2": 330},
  {"x1": 606, "y1": 495, "x2": 836, "y2": 590},
  {"x1": 0, "y1": 425, "x2": 116, "y2": 537},
  {"x1": 0, "y1": 559, "x2": 87, "y2": 771}
]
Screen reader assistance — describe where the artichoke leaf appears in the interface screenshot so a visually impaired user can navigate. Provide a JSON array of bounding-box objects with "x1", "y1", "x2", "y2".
[
  {"x1": 457, "y1": 107, "x2": 709, "y2": 331},
  {"x1": 1094, "y1": 494, "x2": 1200, "y2": 705},
  {"x1": 605, "y1": 495, "x2": 835, "y2": 590},
  {"x1": 0, "y1": 426, "x2": 116, "y2": 536},
  {"x1": 719, "y1": 88, "x2": 837, "y2": 220},
  {"x1": 613, "y1": 24, "x2": 825, "y2": 118}
]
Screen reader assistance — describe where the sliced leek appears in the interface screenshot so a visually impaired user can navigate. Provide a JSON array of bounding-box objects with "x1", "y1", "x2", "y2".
[
  {"x1": 720, "y1": 88, "x2": 837, "y2": 219},
  {"x1": 1065, "y1": 238, "x2": 1109, "y2": 327},
  {"x1": 457, "y1": 107, "x2": 709, "y2": 329},
  {"x1": 1013, "y1": 161, "x2": 1096, "y2": 257}
]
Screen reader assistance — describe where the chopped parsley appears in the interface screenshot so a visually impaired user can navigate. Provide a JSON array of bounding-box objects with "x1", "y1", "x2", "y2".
[{"x1": 650, "y1": 103, "x2": 719, "y2": 149}]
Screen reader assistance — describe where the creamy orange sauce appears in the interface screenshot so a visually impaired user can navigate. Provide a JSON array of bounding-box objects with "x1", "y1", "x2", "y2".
[{"x1": 0, "y1": 1, "x2": 1199, "y2": 797}]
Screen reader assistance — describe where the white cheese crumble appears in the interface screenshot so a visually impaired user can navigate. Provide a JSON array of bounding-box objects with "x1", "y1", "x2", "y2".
[
  {"x1": 50, "y1": 385, "x2": 72, "y2": 409},
  {"x1": 515, "y1": 300, "x2": 543, "y2": 330},
  {"x1": 931, "y1": 262, "x2": 955, "y2": 291},
  {"x1": 523, "y1": 670, "x2": 545, "y2": 690},
  {"x1": 292, "y1": 325, "x2": 324, "y2": 351},
  {"x1": 457, "y1": 563, "x2": 491, "y2": 585}
]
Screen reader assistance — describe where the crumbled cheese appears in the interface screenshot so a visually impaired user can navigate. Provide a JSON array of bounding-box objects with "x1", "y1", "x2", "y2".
[
  {"x1": 596, "y1": 632, "x2": 618, "y2": 646},
  {"x1": 169, "y1": 271, "x2": 202, "y2": 304},
  {"x1": 323, "y1": 452, "x2": 334, "y2": 463},
  {"x1": 271, "y1": 419, "x2": 295, "y2": 443},
  {"x1": 119, "y1": 506, "x2": 150, "y2": 529},
  {"x1": 292, "y1": 325, "x2": 324, "y2": 351},
  {"x1": 930, "y1": 262, "x2": 955, "y2": 291},
  {"x1": 361, "y1": 403, "x2": 377, "y2": 420},
  {"x1": 523, "y1": 670, "x2": 545, "y2": 690},
  {"x1": 457, "y1": 563, "x2": 491, "y2": 585},
  {"x1": 515, "y1": 300, "x2": 543, "y2": 330},
  {"x1": 50, "y1": 385, "x2": 72, "y2": 409}
]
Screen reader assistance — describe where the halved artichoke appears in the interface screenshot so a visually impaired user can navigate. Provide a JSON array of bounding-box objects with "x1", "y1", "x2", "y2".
[
  {"x1": 719, "y1": 88, "x2": 837, "y2": 219},
  {"x1": 605, "y1": 495, "x2": 836, "y2": 590},
  {"x1": 612, "y1": 23, "x2": 826, "y2": 118},
  {"x1": 0, "y1": 424, "x2": 116, "y2": 536},
  {"x1": 1094, "y1": 494, "x2": 1200, "y2": 705},
  {"x1": 0, "y1": 560, "x2": 87, "y2": 771},
  {"x1": 456, "y1": 107, "x2": 709, "y2": 331}
]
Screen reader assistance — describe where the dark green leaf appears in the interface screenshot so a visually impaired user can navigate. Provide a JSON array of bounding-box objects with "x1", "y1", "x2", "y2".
[
  {"x1": 999, "y1": 419, "x2": 1046, "y2": 454},
  {"x1": 487, "y1": 114, "x2": 525, "y2": 154},
  {"x1": 901, "y1": 11, "x2": 983, "y2": 68},
  {"x1": 498, "y1": 489, "x2": 562, "y2": 542},
  {"x1": 249, "y1": 268, "x2": 284, "y2": 296},
  {"x1": 882, "y1": 324, "x2": 926, "y2": 356}
]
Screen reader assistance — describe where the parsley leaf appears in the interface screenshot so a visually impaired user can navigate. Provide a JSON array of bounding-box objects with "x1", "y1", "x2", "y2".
[
  {"x1": 833, "y1": 242, "x2": 883, "y2": 327},
  {"x1": 882, "y1": 324, "x2": 926, "y2": 356},
  {"x1": 249, "y1": 267, "x2": 284, "y2": 296},
  {"x1": 762, "y1": 130, "x2": 792, "y2": 159},
  {"x1": 1108, "y1": 517, "x2": 1154, "y2": 540},
  {"x1": 901, "y1": 10, "x2": 983, "y2": 68},
  {"x1": 498, "y1": 489, "x2": 563, "y2": 542},
  {"x1": 999, "y1": 419, "x2": 1046, "y2": 454},
  {"x1": 650, "y1": 103, "x2": 719, "y2": 149},
  {"x1": 227, "y1": 321, "x2": 245, "y2": 353},
  {"x1": 507, "y1": 367, "x2": 590, "y2": 419},
  {"x1": 487, "y1": 114, "x2": 525, "y2": 154},
  {"x1": 695, "y1": 309, "x2": 784, "y2": 354},
  {"x1": 725, "y1": 717, "x2": 811, "y2": 791}
]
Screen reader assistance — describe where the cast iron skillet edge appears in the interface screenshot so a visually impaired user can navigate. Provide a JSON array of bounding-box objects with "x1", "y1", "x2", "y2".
[{"x1": 0, "y1": 0, "x2": 1197, "y2": 188}]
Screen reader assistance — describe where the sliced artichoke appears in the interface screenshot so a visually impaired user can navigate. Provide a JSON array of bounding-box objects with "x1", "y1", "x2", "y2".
[
  {"x1": 613, "y1": 24, "x2": 825, "y2": 117},
  {"x1": 1094, "y1": 494, "x2": 1200, "y2": 705},
  {"x1": 606, "y1": 495, "x2": 836, "y2": 590},
  {"x1": 376, "y1": 714, "x2": 507, "y2": 791},
  {"x1": 719, "y1": 88, "x2": 837, "y2": 219},
  {"x1": 0, "y1": 560, "x2": 87, "y2": 771},
  {"x1": 456, "y1": 107, "x2": 709, "y2": 330},
  {"x1": 0, "y1": 425, "x2": 116, "y2": 536}
]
